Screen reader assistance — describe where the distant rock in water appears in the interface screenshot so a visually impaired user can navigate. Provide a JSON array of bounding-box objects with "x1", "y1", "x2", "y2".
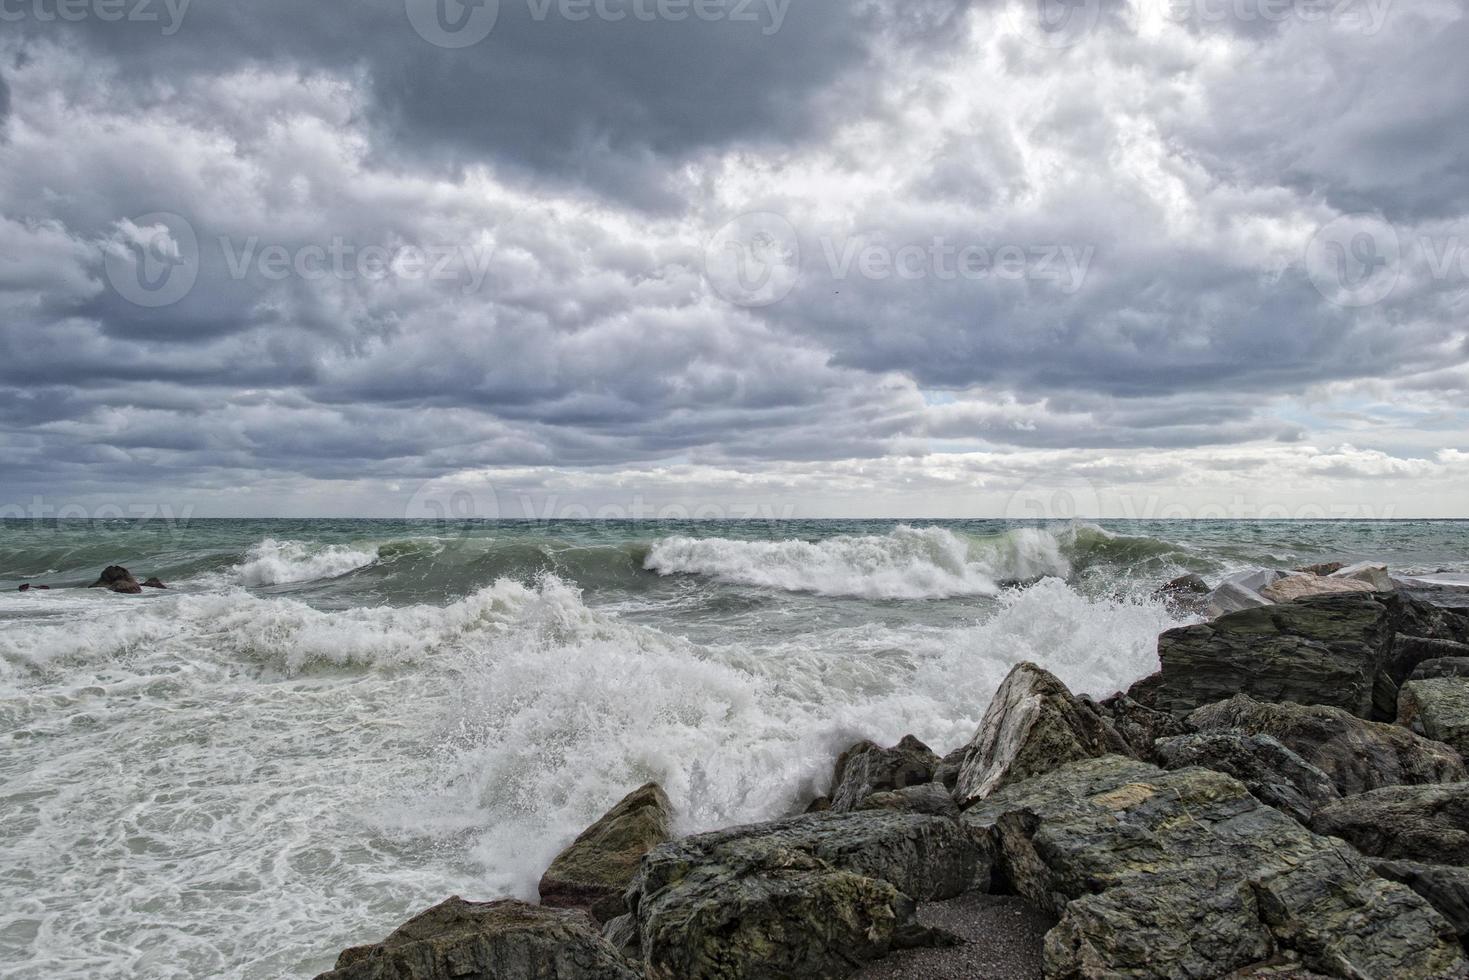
[
  {"x1": 89, "y1": 566, "x2": 142, "y2": 594},
  {"x1": 18, "y1": 583, "x2": 49, "y2": 591},
  {"x1": 1298, "y1": 560, "x2": 1347, "y2": 576},
  {"x1": 538, "y1": 783, "x2": 672, "y2": 924},
  {"x1": 142, "y1": 577, "x2": 168, "y2": 589}
]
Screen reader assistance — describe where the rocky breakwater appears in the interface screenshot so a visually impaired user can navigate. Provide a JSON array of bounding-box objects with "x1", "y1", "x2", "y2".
[{"x1": 313, "y1": 582, "x2": 1469, "y2": 979}]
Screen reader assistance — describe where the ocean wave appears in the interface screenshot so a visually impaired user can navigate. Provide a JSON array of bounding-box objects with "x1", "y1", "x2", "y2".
[{"x1": 229, "y1": 538, "x2": 384, "y2": 587}]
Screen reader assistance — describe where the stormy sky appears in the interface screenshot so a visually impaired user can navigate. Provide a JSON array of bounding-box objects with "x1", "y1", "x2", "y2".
[{"x1": 1, "y1": 0, "x2": 1466, "y2": 518}]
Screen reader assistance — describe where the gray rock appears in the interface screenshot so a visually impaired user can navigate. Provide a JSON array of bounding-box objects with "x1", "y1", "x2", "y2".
[
  {"x1": 624, "y1": 810, "x2": 984, "y2": 980},
  {"x1": 1401, "y1": 678, "x2": 1469, "y2": 759},
  {"x1": 964, "y1": 756, "x2": 1466, "y2": 978},
  {"x1": 88, "y1": 565, "x2": 142, "y2": 594},
  {"x1": 1411, "y1": 654, "x2": 1469, "y2": 680},
  {"x1": 539, "y1": 783, "x2": 673, "y2": 923},
  {"x1": 1311, "y1": 783, "x2": 1469, "y2": 865},
  {"x1": 955, "y1": 662, "x2": 1130, "y2": 806},
  {"x1": 1225, "y1": 568, "x2": 1293, "y2": 594},
  {"x1": 315, "y1": 898, "x2": 637, "y2": 980},
  {"x1": 1189, "y1": 695, "x2": 1465, "y2": 796},
  {"x1": 1372, "y1": 859, "x2": 1469, "y2": 946},
  {"x1": 1141, "y1": 592, "x2": 1469, "y2": 719},
  {"x1": 1260, "y1": 573, "x2": 1375, "y2": 603},
  {"x1": 856, "y1": 783, "x2": 959, "y2": 818},
  {"x1": 1154, "y1": 732, "x2": 1339, "y2": 823},
  {"x1": 1332, "y1": 561, "x2": 1395, "y2": 591},
  {"x1": 829, "y1": 735, "x2": 940, "y2": 812},
  {"x1": 932, "y1": 745, "x2": 966, "y2": 791},
  {"x1": 1091, "y1": 691, "x2": 1188, "y2": 761},
  {"x1": 1298, "y1": 561, "x2": 1347, "y2": 576},
  {"x1": 1204, "y1": 580, "x2": 1274, "y2": 619}
]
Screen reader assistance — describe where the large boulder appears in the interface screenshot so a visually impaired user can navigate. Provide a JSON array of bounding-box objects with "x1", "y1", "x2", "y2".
[
  {"x1": 1140, "y1": 592, "x2": 1469, "y2": 719},
  {"x1": 827, "y1": 735, "x2": 940, "y2": 812},
  {"x1": 539, "y1": 783, "x2": 673, "y2": 923},
  {"x1": 89, "y1": 565, "x2": 142, "y2": 594},
  {"x1": 314, "y1": 898, "x2": 637, "y2": 980},
  {"x1": 1401, "y1": 678, "x2": 1469, "y2": 759},
  {"x1": 964, "y1": 756, "x2": 1466, "y2": 978},
  {"x1": 1153, "y1": 732, "x2": 1339, "y2": 824},
  {"x1": 1372, "y1": 860, "x2": 1469, "y2": 947},
  {"x1": 1261, "y1": 573, "x2": 1375, "y2": 603},
  {"x1": 1189, "y1": 695, "x2": 1465, "y2": 796},
  {"x1": 1332, "y1": 561, "x2": 1396, "y2": 591},
  {"x1": 1204, "y1": 580, "x2": 1274, "y2": 619},
  {"x1": 1310, "y1": 783, "x2": 1469, "y2": 866},
  {"x1": 622, "y1": 810, "x2": 986, "y2": 980},
  {"x1": 955, "y1": 662, "x2": 1130, "y2": 805}
]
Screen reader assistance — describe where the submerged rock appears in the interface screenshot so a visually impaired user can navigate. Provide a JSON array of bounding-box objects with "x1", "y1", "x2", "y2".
[
  {"x1": 955, "y1": 662, "x2": 1130, "y2": 805},
  {"x1": 623, "y1": 810, "x2": 984, "y2": 980},
  {"x1": 1189, "y1": 695, "x2": 1465, "y2": 796},
  {"x1": 828, "y1": 735, "x2": 940, "y2": 812},
  {"x1": 1154, "y1": 732, "x2": 1339, "y2": 824},
  {"x1": 539, "y1": 783, "x2": 672, "y2": 923},
  {"x1": 1311, "y1": 783, "x2": 1469, "y2": 865},
  {"x1": 964, "y1": 755, "x2": 1466, "y2": 978},
  {"x1": 1401, "y1": 678, "x2": 1469, "y2": 759},
  {"x1": 89, "y1": 565, "x2": 142, "y2": 594},
  {"x1": 315, "y1": 898, "x2": 637, "y2": 980}
]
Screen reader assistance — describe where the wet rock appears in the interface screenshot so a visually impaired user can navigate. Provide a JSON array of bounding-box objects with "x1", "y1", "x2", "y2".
[
  {"x1": 1225, "y1": 568, "x2": 1293, "y2": 594},
  {"x1": 1311, "y1": 783, "x2": 1469, "y2": 865},
  {"x1": 1190, "y1": 695, "x2": 1466, "y2": 796},
  {"x1": 1091, "y1": 691, "x2": 1188, "y2": 761},
  {"x1": 1142, "y1": 592, "x2": 1468, "y2": 719},
  {"x1": 1298, "y1": 561, "x2": 1347, "y2": 576},
  {"x1": 932, "y1": 746, "x2": 966, "y2": 790},
  {"x1": 1155, "y1": 573, "x2": 1210, "y2": 613},
  {"x1": 1412, "y1": 653, "x2": 1469, "y2": 680},
  {"x1": 829, "y1": 735, "x2": 940, "y2": 812},
  {"x1": 964, "y1": 755, "x2": 1466, "y2": 978},
  {"x1": 1260, "y1": 573, "x2": 1375, "y2": 603},
  {"x1": 855, "y1": 783, "x2": 959, "y2": 818},
  {"x1": 539, "y1": 783, "x2": 673, "y2": 923},
  {"x1": 141, "y1": 577, "x2": 167, "y2": 589},
  {"x1": 1154, "y1": 732, "x2": 1339, "y2": 824},
  {"x1": 955, "y1": 662, "x2": 1130, "y2": 805},
  {"x1": 804, "y1": 795, "x2": 832, "y2": 814},
  {"x1": 1401, "y1": 678, "x2": 1469, "y2": 759},
  {"x1": 1204, "y1": 580, "x2": 1274, "y2": 619},
  {"x1": 624, "y1": 810, "x2": 984, "y2": 980},
  {"x1": 315, "y1": 897, "x2": 637, "y2": 980},
  {"x1": 1371, "y1": 859, "x2": 1469, "y2": 946},
  {"x1": 1332, "y1": 560, "x2": 1395, "y2": 591},
  {"x1": 88, "y1": 565, "x2": 142, "y2": 594}
]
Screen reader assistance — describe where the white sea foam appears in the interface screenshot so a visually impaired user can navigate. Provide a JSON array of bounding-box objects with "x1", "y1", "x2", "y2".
[
  {"x1": 644, "y1": 525, "x2": 1075, "y2": 599},
  {"x1": 229, "y1": 538, "x2": 382, "y2": 586}
]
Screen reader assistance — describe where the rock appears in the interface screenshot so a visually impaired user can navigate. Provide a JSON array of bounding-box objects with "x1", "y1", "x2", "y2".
[
  {"x1": 1311, "y1": 783, "x2": 1469, "y2": 865},
  {"x1": 1189, "y1": 695, "x2": 1466, "y2": 796},
  {"x1": 1154, "y1": 732, "x2": 1339, "y2": 824},
  {"x1": 539, "y1": 783, "x2": 673, "y2": 923},
  {"x1": 89, "y1": 565, "x2": 142, "y2": 594},
  {"x1": 932, "y1": 746, "x2": 966, "y2": 790},
  {"x1": 1155, "y1": 573, "x2": 1210, "y2": 613},
  {"x1": 804, "y1": 795, "x2": 832, "y2": 814},
  {"x1": 1332, "y1": 560, "x2": 1396, "y2": 591},
  {"x1": 1412, "y1": 651, "x2": 1469, "y2": 680},
  {"x1": 18, "y1": 584, "x2": 29, "y2": 591},
  {"x1": 829, "y1": 735, "x2": 940, "y2": 812},
  {"x1": 623, "y1": 811, "x2": 984, "y2": 980},
  {"x1": 1141, "y1": 592, "x2": 1469, "y2": 719},
  {"x1": 314, "y1": 898, "x2": 637, "y2": 980},
  {"x1": 141, "y1": 577, "x2": 167, "y2": 589},
  {"x1": 955, "y1": 662, "x2": 1130, "y2": 805},
  {"x1": 855, "y1": 783, "x2": 959, "y2": 818},
  {"x1": 964, "y1": 755, "x2": 1466, "y2": 978},
  {"x1": 1204, "y1": 580, "x2": 1274, "y2": 619},
  {"x1": 1091, "y1": 691, "x2": 1188, "y2": 761},
  {"x1": 1260, "y1": 573, "x2": 1376, "y2": 603},
  {"x1": 1401, "y1": 678, "x2": 1469, "y2": 759},
  {"x1": 1298, "y1": 561, "x2": 1347, "y2": 576},
  {"x1": 1371, "y1": 859, "x2": 1469, "y2": 946},
  {"x1": 1225, "y1": 568, "x2": 1293, "y2": 594}
]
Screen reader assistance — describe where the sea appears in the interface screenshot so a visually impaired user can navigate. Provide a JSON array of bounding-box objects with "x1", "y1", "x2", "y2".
[{"x1": 2, "y1": 518, "x2": 1467, "y2": 978}]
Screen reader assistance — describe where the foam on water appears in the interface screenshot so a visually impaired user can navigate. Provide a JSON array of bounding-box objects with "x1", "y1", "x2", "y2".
[
  {"x1": 0, "y1": 568, "x2": 1185, "y2": 979},
  {"x1": 227, "y1": 538, "x2": 383, "y2": 587}
]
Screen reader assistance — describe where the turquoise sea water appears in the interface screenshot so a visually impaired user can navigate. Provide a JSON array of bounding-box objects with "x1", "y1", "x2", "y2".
[{"x1": 1, "y1": 518, "x2": 1465, "y2": 977}]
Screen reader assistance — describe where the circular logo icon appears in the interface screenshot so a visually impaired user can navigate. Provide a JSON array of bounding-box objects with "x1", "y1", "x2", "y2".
[
  {"x1": 406, "y1": 0, "x2": 500, "y2": 48},
  {"x1": 103, "y1": 211, "x2": 199, "y2": 308},
  {"x1": 405, "y1": 479, "x2": 500, "y2": 541},
  {"x1": 704, "y1": 212, "x2": 801, "y2": 308},
  {"x1": 1306, "y1": 213, "x2": 1401, "y2": 308},
  {"x1": 1006, "y1": 0, "x2": 1107, "y2": 48},
  {"x1": 1001, "y1": 474, "x2": 1103, "y2": 523}
]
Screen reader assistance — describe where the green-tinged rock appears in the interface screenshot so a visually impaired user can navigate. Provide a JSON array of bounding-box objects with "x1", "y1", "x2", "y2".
[
  {"x1": 828, "y1": 735, "x2": 940, "y2": 812},
  {"x1": 1154, "y1": 732, "x2": 1339, "y2": 824},
  {"x1": 1412, "y1": 655, "x2": 1469, "y2": 680},
  {"x1": 1311, "y1": 783, "x2": 1469, "y2": 865},
  {"x1": 955, "y1": 662, "x2": 1130, "y2": 805},
  {"x1": 964, "y1": 756, "x2": 1466, "y2": 978},
  {"x1": 315, "y1": 898, "x2": 637, "y2": 980},
  {"x1": 1372, "y1": 859, "x2": 1469, "y2": 946},
  {"x1": 855, "y1": 782, "x2": 959, "y2": 818},
  {"x1": 624, "y1": 811, "x2": 980, "y2": 979},
  {"x1": 539, "y1": 783, "x2": 672, "y2": 923},
  {"x1": 1091, "y1": 691, "x2": 1188, "y2": 762},
  {"x1": 1402, "y1": 678, "x2": 1469, "y2": 759},
  {"x1": 1189, "y1": 694, "x2": 1465, "y2": 796}
]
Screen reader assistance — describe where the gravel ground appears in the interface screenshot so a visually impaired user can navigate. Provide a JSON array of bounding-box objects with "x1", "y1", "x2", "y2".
[{"x1": 852, "y1": 893, "x2": 1055, "y2": 980}]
